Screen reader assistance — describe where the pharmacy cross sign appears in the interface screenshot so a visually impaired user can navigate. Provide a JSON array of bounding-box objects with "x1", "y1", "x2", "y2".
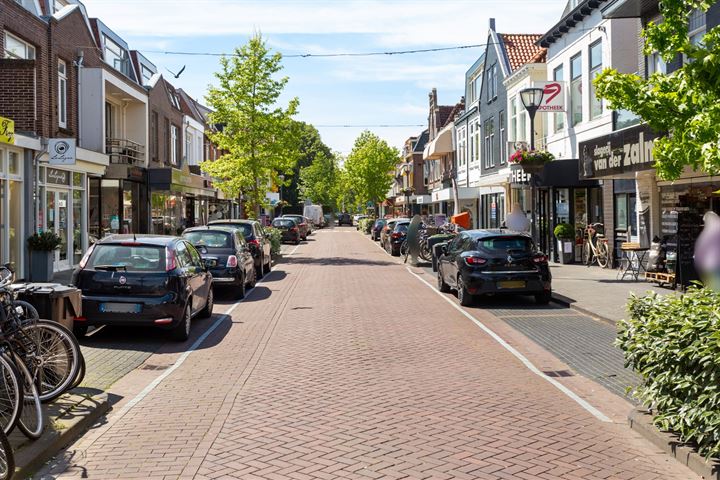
[{"x1": 535, "y1": 81, "x2": 566, "y2": 112}]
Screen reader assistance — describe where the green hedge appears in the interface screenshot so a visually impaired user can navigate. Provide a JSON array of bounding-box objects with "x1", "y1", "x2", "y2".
[
  {"x1": 618, "y1": 286, "x2": 720, "y2": 457},
  {"x1": 265, "y1": 227, "x2": 282, "y2": 257},
  {"x1": 358, "y1": 218, "x2": 374, "y2": 234}
]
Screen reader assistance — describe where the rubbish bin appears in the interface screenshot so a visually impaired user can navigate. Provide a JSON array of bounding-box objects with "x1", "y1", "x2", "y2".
[{"x1": 10, "y1": 283, "x2": 82, "y2": 331}]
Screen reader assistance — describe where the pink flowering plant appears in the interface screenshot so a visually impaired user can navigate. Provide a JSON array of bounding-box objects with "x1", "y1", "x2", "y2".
[{"x1": 508, "y1": 149, "x2": 555, "y2": 166}]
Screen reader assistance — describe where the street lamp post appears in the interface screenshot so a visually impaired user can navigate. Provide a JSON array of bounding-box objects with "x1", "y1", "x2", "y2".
[
  {"x1": 519, "y1": 87, "x2": 545, "y2": 244},
  {"x1": 278, "y1": 174, "x2": 285, "y2": 216}
]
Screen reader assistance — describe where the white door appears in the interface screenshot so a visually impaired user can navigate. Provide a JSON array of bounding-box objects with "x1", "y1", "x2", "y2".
[{"x1": 46, "y1": 190, "x2": 71, "y2": 271}]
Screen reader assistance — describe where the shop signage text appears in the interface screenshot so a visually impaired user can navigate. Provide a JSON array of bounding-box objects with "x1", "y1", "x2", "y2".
[
  {"x1": 536, "y1": 81, "x2": 566, "y2": 112},
  {"x1": 579, "y1": 124, "x2": 659, "y2": 179},
  {"x1": 0, "y1": 116, "x2": 14, "y2": 145},
  {"x1": 508, "y1": 166, "x2": 533, "y2": 185},
  {"x1": 46, "y1": 168, "x2": 70, "y2": 185},
  {"x1": 48, "y1": 138, "x2": 76, "y2": 165}
]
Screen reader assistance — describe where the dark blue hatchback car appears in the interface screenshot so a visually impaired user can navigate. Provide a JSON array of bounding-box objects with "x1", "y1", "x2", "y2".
[{"x1": 72, "y1": 235, "x2": 214, "y2": 341}]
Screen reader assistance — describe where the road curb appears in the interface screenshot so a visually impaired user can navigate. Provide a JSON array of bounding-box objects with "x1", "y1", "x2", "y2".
[
  {"x1": 14, "y1": 392, "x2": 110, "y2": 479},
  {"x1": 628, "y1": 408, "x2": 720, "y2": 479},
  {"x1": 550, "y1": 292, "x2": 617, "y2": 326}
]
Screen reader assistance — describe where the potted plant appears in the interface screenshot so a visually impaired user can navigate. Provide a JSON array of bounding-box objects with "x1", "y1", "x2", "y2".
[
  {"x1": 553, "y1": 223, "x2": 575, "y2": 264},
  {"x1": 509, "y1": 149, "x2": 555, "y2": 174},
  {"x1": 27, "y1": 231, "x2": 62, "y2": 282}
]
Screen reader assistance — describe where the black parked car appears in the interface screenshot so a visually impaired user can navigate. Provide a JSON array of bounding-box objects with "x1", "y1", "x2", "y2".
[
  {"x1": 386, "y1": 220, "x2": 410, "y2": 256},
  {"x1": 72, "y1": 235, "x2": 213, "y2": 341},
  {"x1": 182, "y1": 226, "x2": 256, "y2": 299},
  {"x1": 271, "y1": 217, "x2": 301, "y2": 244},
  {"x1": 436, "y1": 230, "x2": 552, "y2": 306},
  {"x1": 371, "y1": 219, "x2": 387, "y2": 241},
  {"x1": 281, "y1": 215, "x2": 310, "y2": 240},
  {"x1": 337, "y1": 213, "x2": 352, "y2": 226},
  {"x1": 208, "y1": 219, "x2": 272, "y2": 278}
]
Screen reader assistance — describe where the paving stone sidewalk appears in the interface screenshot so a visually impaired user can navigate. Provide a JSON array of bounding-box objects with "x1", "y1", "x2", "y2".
[{"x1": 38, "y1": 227, "x2": 696, "y2": 480}]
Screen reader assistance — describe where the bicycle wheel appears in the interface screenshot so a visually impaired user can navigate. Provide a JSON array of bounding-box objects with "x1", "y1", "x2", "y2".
[
  {"x1": 17, "y1": 320, "x2": 81, "y2": 403},
  {"x1": 12, "y1": 301, "x2": 39, "y2": 323},
  {"x1": 582, "y1": 241, "x2": 592, "y2": 266},
  {"x1": 401, "y1": 240, "x2": 409, "y2": 261},
  {"x1": 13, "y1": 355, "x2": 43, "y2": 440},
  {"x1": 596, "y1": 242, "x2": 610, "y2": 268},
  {"x1": 419, "y1": 242, "x2": 432, "y2": 262},
  {"x1": 0, "y1": 354, "x2": 22, "y2": 436},
  {"x1": 69, "y1": 350, "x2": 86, "y2": 391},
  {"x1": 0, "y1": 428, "x2": 14, "y2": 480}
]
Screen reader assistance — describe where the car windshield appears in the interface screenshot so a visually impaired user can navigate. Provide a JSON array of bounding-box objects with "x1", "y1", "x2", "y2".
[
  {"x1": 87, "y1": 244, "x2": 166, "y2": 272},
  {"x1": 211, "y1": 223, "x2": 252, "y2": 238},
  {"x1": 183, "y1": 231, "x2": 232, "y2": 248},
  {"x1": 273, "y1": 219, "x2": 295, "y2": 228},
  {"x1": 477, "y1": 236, "x2": 532, "y2": 253}
]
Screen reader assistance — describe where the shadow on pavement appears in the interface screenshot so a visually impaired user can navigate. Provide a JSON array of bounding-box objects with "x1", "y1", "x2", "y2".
[
  {"x1": 259, "y1": 271, "x2": 287, "y2": 282},
  {"x1": 237, "y1": 286, "x2": 272, "y2": 302},
  {"x1": 467, "y1": 294, "x2": 568, "y2": 311}
]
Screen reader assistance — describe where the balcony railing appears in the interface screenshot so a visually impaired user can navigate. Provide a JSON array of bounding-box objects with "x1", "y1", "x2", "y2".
[{"x1": 106, "y1": 138, "x2": 145, "y2": 165}]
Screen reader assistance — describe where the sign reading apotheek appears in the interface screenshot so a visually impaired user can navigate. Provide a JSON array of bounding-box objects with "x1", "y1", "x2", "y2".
[
  {"x1": 0, "y1": 116, "x2": 14, "y2": 145},
  {"x1": 536, "y1": 81, "x2": 567, "y2": 112},
  {"x1": 578, "y1": 124, "x2": 659, "y2": 180},
  {"x1": 48, "y1": 138, "x2": 76, "y2": 165}
]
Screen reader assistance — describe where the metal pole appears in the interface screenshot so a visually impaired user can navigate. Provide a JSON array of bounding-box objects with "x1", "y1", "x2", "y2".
[{"x1": 529, "y1": 111, "x2": 537, "y2": 243}]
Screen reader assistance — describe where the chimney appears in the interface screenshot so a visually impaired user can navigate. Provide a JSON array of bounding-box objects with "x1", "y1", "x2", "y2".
[{"x1": 489, "y1": 18, "x2": 496, "y2": 31}]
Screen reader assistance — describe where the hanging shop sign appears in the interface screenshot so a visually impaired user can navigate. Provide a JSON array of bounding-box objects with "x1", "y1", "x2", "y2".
[
  {"x1": 48, "y1": 138, "x2": 76, "y2": 165},
  {"x1": 508, "y1": 164, "x2": 534, "y2": 185},
  {"x1": 0, "y1": 116, "x2": 14, "y2": 144},
  {"x1": 578, "y1": 124, "x2": 659, "y2": 180},
  {"x1": 536, "y1": 81, "x2": 566, "y2": 112}
]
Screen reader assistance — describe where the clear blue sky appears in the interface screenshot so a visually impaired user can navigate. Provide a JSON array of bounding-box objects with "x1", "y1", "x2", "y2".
[{"x1": 83, "y1": 0, "x2": 564, "y2": 155}]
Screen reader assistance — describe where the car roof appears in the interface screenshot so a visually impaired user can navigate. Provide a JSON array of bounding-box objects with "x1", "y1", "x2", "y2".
[
  {"x1": 208, "y1": 219, "x2": 257, "y2": 226},
  {"x1": 182, "y1": 226, "x2": 238, "y2": 234},
  {"x1": 98, "y1": 234, "x2": 177, "y2": 246}
]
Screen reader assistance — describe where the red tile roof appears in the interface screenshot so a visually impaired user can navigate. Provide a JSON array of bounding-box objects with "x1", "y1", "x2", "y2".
[{"x1": 499, "y1": 34, "x2": 547, "y2": 72}]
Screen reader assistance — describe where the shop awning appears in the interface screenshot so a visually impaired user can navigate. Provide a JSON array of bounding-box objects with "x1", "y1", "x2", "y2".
[{"x1": 423, "y1": 124, "x2": 454, "y2": 160}]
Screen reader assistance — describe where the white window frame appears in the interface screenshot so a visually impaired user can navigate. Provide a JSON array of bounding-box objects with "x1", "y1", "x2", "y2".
[
  {"x1": 486, "y1": 64, "x2": 497, "y2": 102},
  {"x1": 509, "y1": 96, "x2": 518, "y2": 142},
  {"x1": 4, "y1": 32, "x2": 35, "y2": 60},
  {"x1": 589, "y1": 41, "x2": 603, "y2": 120},
  {"x1": 102, "y1": 34, "x2": 130, "y2": 76},
  {"x1": 140, "y1": 65, "x2": 154, "y2": 84},
  {"x1": 570, "y1": 53, "x2": 583, "y2": 126},
  {"x1": 170, "y1": 125, "x2": 178, "y2": 166},
  {"x1": 58, "y1": 59, "x2": 67, "y2": 129},
  {"x1": 553, "y1": 64, "x2": 565, "y2": 132},
  {"x1": 499, "y1": 111, "x2": 506, "y2": 164},
  {"x1": 684, "y1": 8, "x2": 706, "y2": 64}
]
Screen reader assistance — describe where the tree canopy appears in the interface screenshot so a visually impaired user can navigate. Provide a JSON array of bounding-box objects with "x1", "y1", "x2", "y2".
[
  {"x1": 202, "y1": 33, "x2": 300, "y2": 217},
  {"x1": 594, "y1": 0, "x2": 719, "y2": 180},
  {"x1": 343, "y1": 131, "x2": 400, "y2": 211},
  {"x1": 284, "y1": 122, "x2": 335, "y2": 212}
]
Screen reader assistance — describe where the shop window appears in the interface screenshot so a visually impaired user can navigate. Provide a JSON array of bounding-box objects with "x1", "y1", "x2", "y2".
[
  {"x1": 570, "y1": 53, "x2": 582, "y2": 126},
  {"x1": 589, "y1": 41, "x2": 603, "y2": 120},
  {"x1": 8, "y1": 151, "x2": 19, "y2": 176}
]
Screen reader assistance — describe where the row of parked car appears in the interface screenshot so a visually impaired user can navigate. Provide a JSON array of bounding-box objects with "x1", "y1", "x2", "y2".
[
  {"x1": 71, "y1": 214, "x2": 322, "y2": 342},
  {"x1": 360, "y1": 218, "x2": 553, "y2": 307}
]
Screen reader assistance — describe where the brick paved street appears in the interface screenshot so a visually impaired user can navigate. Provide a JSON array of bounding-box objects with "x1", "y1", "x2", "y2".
[{"x1": 37, "y1": 227, "x2": 695, "y2": 479}]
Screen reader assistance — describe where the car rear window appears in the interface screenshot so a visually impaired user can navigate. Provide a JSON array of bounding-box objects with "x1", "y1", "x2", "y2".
[
  {"x1": 395, "y1": 223, "x2": 409, "y2": 232},
  {"x1": 273, "y1": 219, "x2": 295, "y2": 228},
  {"x1": 87, "y1": 244, "x2": 166, "y2": 272},
  {"x1": 212, "y1": 223, "x2": 252, "y2": 238},
  {"x1": 477, "y1": 236, "x2": 532, "y2": 253},
  {"x1": 284, "y1": 216, "x2": 304, "y2": 223},
  {"x1": 183, "y1": 231, "x2": 232, "y2": 248}
]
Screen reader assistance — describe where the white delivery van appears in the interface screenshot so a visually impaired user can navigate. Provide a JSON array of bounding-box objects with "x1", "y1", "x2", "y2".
[{"x1": 303, "y1": 205, "x2": 325, "y2": 228}]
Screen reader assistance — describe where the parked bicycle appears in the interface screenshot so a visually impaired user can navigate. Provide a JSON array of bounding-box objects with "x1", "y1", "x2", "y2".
[{"x1": 582, "y1": 223, "x2": 610, "y2": 268}]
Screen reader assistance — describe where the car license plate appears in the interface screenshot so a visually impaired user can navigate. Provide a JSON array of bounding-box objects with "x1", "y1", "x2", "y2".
[
  {"x1": 100, "y1": 302, "x2": 141, "y2": 313},
  {"x1": 498, "y1": 280, "x2": 526, "y2": 289}
]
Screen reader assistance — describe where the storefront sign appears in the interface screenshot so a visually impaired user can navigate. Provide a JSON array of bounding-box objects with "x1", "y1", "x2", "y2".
[
  {"x1": 536, "y1": 81, "x2": 567, "y2": 112},
  {"x1": 46, "y1": 168, "x2": 70, "y2": 185},
  {"x1": 0, "y1": 116, "x2": 14, "y2": 145},
  {"x1": 508, "y1": 165, "x2": 534, "y2": 185},
  {"x1": 578, "y1": 124, "x2": 659, "y2": 180},
  {"x1": 48, "y1": 138, "x2": 76, "y2": 165}
]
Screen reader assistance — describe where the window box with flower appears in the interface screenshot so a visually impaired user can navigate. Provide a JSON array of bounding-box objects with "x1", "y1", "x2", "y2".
[{"x1": 508, "y1": 149, "x2": 555, "y2": 174}]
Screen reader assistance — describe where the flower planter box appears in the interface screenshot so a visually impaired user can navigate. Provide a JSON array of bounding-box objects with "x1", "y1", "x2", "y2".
[{"x1": 29, "y1": 251, "x2": 54, "y2": 282}]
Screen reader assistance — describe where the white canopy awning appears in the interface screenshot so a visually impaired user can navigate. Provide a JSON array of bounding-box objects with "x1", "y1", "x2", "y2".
[{"x1": 423, "y1": 123, "x2": 454, "y2": 160}]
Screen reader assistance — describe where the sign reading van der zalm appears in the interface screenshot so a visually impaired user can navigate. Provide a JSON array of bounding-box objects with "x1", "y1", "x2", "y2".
[
  {"x1": 578, "y1": 124, "x2": 659, "y2": 180},
  {"x1": 0, "y1": 116, "x2": 14, "y2": 145}
]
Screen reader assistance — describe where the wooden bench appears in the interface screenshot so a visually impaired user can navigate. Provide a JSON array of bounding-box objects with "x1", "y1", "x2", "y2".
[{"x1": 645, "y1": 271, "x2": 676, "y2": 286}]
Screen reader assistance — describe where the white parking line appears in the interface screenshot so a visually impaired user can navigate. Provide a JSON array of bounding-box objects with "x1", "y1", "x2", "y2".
[{"x1": 405, "y1": 266, "x2": 612, "y2": 423}]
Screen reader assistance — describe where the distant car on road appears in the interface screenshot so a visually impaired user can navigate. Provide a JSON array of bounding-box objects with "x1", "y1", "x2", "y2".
[
  {"x1": 386, "y1": 220, "x2": 410, "y2": 256},
  {"x1": 436, "y1": 230, "x2": 552, "y2": 306},
  {"x1": 380, "y1": 218, "x2": 409, "y2": 251},
  {"x1": 337, "y1": 213, "x2": 352, "y2": 226},
  {"x1": 208, "y1": 219, "x2": 272, "y2": 278},
  {"x1": 272, "y1": 217, "x2": 301, "y2": 244},
  {"x1": 182, "y1": 226, "x2": 256, "y2": 299},
  {"x1": 72, "y1": 235, "x2": 213, "y2": 341},
  {"x1": 281, "y1": 214, "x2": 310, "y2": 240}
]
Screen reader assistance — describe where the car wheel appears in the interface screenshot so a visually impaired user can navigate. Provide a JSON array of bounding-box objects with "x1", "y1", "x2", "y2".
[
  {"x1": 264, "y1": 255, "x2": 272, "y2": 274},
  {"x1": 295, "y1": 238, "x2": 300, "y2": 245},
  {"x1": 237, "y1": 274, "x2": 246, "y2": 299},
  {"x1": 437, "y1": 267, "x2": 450, "y2": 293},
  {"x1": 535, "y1": 291, "x2": 552, "y2": 305},
  {"x1": 171, "y1": 304, "x2": 191, "y2": 341},
  {"x1": 256, "y1": 256, "x2": 264, "y2": 279},
  {"x1": 248, "y1": 267, "x2": 257, "y2": 289},
  {"x1": 457, "y1": 275, "x2": 474, "y2": 307},
  {"x1": 199, "y1": 287, "x2": 214, "y2": 318},
  {"x1": 73, "y1": 324, "x2": 88, "y2": 339}
]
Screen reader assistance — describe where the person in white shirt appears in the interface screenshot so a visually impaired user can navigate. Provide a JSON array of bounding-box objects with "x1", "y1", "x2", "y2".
[{"x1": 505, "y1": 203, "x2": 530, "y2": 232}]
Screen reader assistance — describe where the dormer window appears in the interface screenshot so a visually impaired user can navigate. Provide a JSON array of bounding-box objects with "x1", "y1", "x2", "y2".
[
  {"x1": 102, "y1": 34, "x2": 130, "y2": 77},
  {"x1": 167, "y1": 89, "x2": 180, "y2": 109},
  {"x1": 140, "y1": 64, "x2": 154, "y2": 85}
]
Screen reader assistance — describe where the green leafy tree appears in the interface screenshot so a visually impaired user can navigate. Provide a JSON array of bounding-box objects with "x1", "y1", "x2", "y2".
[
  {"x1": 594, "y1": 0, "x2": 718, "y2": 180},
  {"x1": 284, "y1": 122, "x2": 334, "y2": 212},
  {"x1": 202, "y1": 34, "x2": 300, "y2": 218},
  {"x1": 344, "y1": 131, "x2": 399, "y2": 211},
  {"x1": 298, "y1": 148, "x2": 340, "y2": 210}
]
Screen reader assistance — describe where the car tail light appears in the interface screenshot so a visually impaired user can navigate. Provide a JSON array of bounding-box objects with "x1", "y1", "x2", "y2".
[
  {"x1": 154, "y1": 317, "x2": 173, "y2": 325},
  {"x1": 166, "y1": 248, "x2": 177, "y2": 271},
  {"x1": 464, "y1": 256, "x2": 487, "y2": 266},
  {"x1": 226, "y1": 255, "x2": 238, "y2": 268},
  {"x1": 74, "y1": 316, "x2": 87, "y2": 322},
  {"x1": 391, "y1": 232, "x2": 401, "y2": 239},
  {"x1": 533, "y1": 255, "x2": 548, "y2": 264},
  {"x1": 290, "y1": 227, "x2": 298, "y2": 232},
  {"x1": 247, "y1": 239, "x2": 259, "y2": 246},
  {"x1": 78, "y1": 244, "x2": 96, "y2": 269}
]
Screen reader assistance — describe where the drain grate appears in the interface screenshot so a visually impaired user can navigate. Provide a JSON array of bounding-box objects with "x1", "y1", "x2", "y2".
[
  {"x1": 542, "y1": 370, "x2": 574, "y2": 377},
  {"x1": 141, "y1": 364, "x2": 168, "y2": 371}
]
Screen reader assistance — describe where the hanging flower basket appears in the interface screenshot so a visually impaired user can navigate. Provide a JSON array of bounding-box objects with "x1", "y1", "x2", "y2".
[{"x1": 508, "y1": 149, "x2": 554, "y2": 174}]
